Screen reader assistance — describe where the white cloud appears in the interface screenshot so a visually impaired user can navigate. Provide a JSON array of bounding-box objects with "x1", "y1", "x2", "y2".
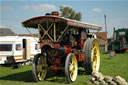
[
  {"x1": 23, "y1": 4, "x2": 56, "y2": 12},
  {"x1": 0, "y1": 6, "x2": 13, "y2": 11},
  {"x1": 93, "y1": 8, "x2": 102, "y2": 12},
  {"x1": 61, "y1": 5, "x2": 72, "y2": 8},
  {"x1": 0, "y1": 24, "x2": 7, "y2": 28}
]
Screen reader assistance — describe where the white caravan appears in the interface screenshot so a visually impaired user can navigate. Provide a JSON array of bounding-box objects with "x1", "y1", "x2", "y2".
[{"x1": 0, "y1": 36, "x2": 41, "y2": 65}]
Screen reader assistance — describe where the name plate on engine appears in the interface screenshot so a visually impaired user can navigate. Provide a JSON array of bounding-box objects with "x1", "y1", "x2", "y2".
[
  {"x1": 42, "y1": 39, "x2": 52, "y2": 43},
  {"x1": 119, "y1": 32, "x2": 125, "y2": 35}
]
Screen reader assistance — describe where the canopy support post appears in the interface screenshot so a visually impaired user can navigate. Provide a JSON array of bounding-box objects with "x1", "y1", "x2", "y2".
[
  {"x1": 54, "y1": 23, "x2": 56, "y2": 41},
  {"x1": 38, "y1": 24, "x2": 41, "y2": 41},
  {"x1": 57, "y1": 25, "x2": 69, "y2": 42}
]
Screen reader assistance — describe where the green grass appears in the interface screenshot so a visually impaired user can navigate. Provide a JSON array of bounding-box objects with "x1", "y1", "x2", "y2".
[
  {"x1": 100, "y1": 52, "x2": 128, "y2": 80},
  {"x1": 0, "y1": 52, "x2": 128, "y2": 85}
]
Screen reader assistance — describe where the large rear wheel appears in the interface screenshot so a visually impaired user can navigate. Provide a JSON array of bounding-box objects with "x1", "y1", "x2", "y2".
[
  {"x1": 65, "y1": 53, "x2": 78, "y2": 83},
  {"x1": 32, "y1": 54, "x2": 47, "y2": 81},
  {"x1": 83, "y1": 39, "x2": 100, "y2": 74}
]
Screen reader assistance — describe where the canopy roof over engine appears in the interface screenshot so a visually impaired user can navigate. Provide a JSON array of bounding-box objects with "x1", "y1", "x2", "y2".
[{"x1": 22, "y1": 16, "x2": 102, "y2": 31}]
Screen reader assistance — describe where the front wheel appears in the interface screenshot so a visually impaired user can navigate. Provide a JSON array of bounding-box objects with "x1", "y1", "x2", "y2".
[
  {"x1": 65, "y1": 53, "x2": 78, "y2": 83},
  {"x1": 32, "y1": 54, "x2": 47, "y2": 82},
  {"x1": 83, "y1": 39, "x2": 100, "y2": 74}
]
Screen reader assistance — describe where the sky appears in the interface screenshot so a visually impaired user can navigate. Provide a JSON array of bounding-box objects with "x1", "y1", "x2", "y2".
[{"x1": 0, "y1": 0, "x2": 128, "y2": 36}]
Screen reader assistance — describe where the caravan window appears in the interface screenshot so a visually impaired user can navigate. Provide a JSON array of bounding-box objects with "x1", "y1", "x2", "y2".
[
  {"x1": 16, "y1": 44, "x2": 22, "y2": 50},
  {"x1": 35, "y1": 44, "x2": 40, "y2": 50},
  {"x1": 0, "y1": 44, "x2": 12, "y2": 51}
]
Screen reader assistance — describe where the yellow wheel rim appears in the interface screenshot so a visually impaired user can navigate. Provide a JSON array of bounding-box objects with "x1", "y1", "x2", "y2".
[
  {"x1": 69, "y1": 56, "x2": 78, "y2": 81},
  {"x1": 91, "y1": 40, "x2": 100, "y2": 71},
  {"x1": 36, "y1": 56, "x2": 47, "y2": 81}
]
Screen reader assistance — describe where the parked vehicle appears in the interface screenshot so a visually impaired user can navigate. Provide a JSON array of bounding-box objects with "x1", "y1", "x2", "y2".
[
  {"x1": 0, "y1": 36, "x2": 41, "y2": 65},
  {"x1": 22, "y1": 11, "x2": 102, "y2": 83},
  {"x1": 108, "y1": 28, "x2": 128, "y2": 53}
]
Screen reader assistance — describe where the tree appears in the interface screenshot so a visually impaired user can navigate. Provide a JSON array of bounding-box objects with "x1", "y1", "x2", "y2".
[{"x1": 60, "y1": 6, "x2": 82, "y2": 21}]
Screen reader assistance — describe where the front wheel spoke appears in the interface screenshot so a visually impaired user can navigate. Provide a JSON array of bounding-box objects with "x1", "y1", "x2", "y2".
[
  {"x1": 72, "y1": 67, "x2": 75, "y2": 72},
  {"x1": 40, "y1": 70, "x2": 46, "y2": 78},
  {"x1": 37, "y1": 65, "x2": 42, "y2": 72},
  {"x1": 69, "y1": 64, "x2": 73, "y2": 71},
  {"x1": 72, "y1": 63, "x2": 76, "y2": 71},
  {"x1": 70, "y1": 72, "x2": 74, "y2": 78},
  {"x1": 37, "y1": 72, "x2": 41, "y2": 78}
]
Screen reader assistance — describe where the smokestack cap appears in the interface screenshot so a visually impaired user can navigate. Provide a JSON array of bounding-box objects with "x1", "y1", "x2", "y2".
[{"x1": 51, "y1": 11, "x2": 59, "y2": 16}]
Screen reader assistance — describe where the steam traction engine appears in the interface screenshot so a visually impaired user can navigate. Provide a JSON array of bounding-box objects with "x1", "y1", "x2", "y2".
[
  {"x1": 22, "y1": 12, "x2": 102, "y2": 83},
  {"x1": 108, "y1": 28, "x2": 128, "y2": 52}
]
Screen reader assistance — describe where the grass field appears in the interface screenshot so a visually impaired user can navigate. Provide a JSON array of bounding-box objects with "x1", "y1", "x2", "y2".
[{"x1": 0, "y1": 52, "x2": 128, "y2": 85}]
